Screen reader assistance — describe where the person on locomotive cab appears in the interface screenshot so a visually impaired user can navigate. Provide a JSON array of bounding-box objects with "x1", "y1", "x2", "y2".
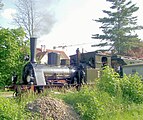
[
  {"x1": 75, "y1": 64, "x2": 85, "y2": 85},
  {"x1": 102, "y1": 61, "x2": 107, "y2": 69},
  {"x1": 79, "y1": 64, "x2": 86, "y2": 84},
  {"x1": 117, "y1": 64, "x2": 123, "y2": 78},
  {"x1": 12, "y1": 72, "x2": 18, "y2": 84}
]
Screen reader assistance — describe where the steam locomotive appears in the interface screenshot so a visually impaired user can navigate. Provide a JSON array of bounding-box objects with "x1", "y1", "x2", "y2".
[{"x1": 13, "y1": 37, "x2": 85, "y2": 94}]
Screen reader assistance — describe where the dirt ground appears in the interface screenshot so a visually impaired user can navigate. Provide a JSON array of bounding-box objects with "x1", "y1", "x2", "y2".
[
  {"x1": 0, "y1": 91, "x2": 13, "y2": 97},
  {"x1": 26, "y1": 96, "x2": 81, "y2": 120}
]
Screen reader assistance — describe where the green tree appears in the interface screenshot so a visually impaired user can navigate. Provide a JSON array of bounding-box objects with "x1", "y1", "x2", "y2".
[
  {"x1": 0, "y1": 28, "x2": 29, "y2": 86},
  {"x1": 92, "y1": 0, "x2": 143, "y2": 55}
]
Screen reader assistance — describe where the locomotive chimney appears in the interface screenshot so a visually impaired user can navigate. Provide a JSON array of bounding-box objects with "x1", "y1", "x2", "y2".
[{"x1": 30, "y1": 37, "x2": 37, "y2": 63}]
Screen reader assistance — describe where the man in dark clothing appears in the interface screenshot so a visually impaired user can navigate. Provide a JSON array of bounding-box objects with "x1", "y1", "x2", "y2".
[{"x1": 12, "y1": 73, "x2": 18, "y2": 84}]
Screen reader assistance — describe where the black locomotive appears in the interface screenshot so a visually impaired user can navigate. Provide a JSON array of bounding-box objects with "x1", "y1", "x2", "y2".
[{"x1": 15, "y1": 37, "x2": 85, "y2": 94}]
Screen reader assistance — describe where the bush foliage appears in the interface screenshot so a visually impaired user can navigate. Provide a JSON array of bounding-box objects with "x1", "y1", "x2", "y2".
[
  {"x1": 57, "y1": 66, "x2": 143, "y2": 120},
  {"x1": 98, "y1": 66, "x2": 143, "y2": 103},
  {"x1": 0, "y1": 28, "x2": 29, "y2": 86}
]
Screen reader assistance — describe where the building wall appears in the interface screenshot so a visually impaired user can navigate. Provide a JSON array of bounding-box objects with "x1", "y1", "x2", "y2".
[
  {"x1": 40, "y1": 54, "x2": 48, "y2": 64},
  {"x1": 123, "y1": 64, "x2": 143, "y2": 78}
]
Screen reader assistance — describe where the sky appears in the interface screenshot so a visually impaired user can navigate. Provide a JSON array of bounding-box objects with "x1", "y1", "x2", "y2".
[{"x1": 0, "y1": 0, "x2": 143, "y2": 56}]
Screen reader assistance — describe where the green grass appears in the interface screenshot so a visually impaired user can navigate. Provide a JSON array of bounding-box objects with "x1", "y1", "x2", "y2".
[
  {"x1": 0, "y1": 66, "x2": 143, "y2": 120},
  {"x1": 0, "y1": 86, "x2": 143, "y2": 120},
  {"x1": 51, "y1": 86, "x2": 143, "y2": 120},
  {"x1": 49, "y1": 67, "x2": 143, "y2": 120},
  {"x1": 0, "y1": 91, "x2": 43, "y2": 120}
]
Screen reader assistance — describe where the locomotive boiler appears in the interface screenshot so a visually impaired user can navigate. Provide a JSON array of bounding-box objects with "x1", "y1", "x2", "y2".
[
  {"x1": 22, "y1": 37, "x2": 84, "y2": 91},
  {"x1": 22, "y1": 62, "x2": 77, "y2": 86}
]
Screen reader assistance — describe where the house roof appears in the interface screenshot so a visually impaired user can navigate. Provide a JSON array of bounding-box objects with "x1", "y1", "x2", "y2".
[
  {"x1": 36, "y1": 48, "x2": 69, "y2": 60},
  {"x1": 36, "y1": 51, "x2": 47, "y2": 60},
  {"x1": 123, "y1": 63, "x2": 143, "y2": 67},
  {"x1": 36, "y1": 48, "x2": 42, "y2": 54}
]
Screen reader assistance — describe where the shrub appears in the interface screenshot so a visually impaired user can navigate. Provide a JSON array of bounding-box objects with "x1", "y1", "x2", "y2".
[
  {"x1": 0, "y1": 97, "x2": 27, "y2": 120},
  {"x1": 0, "y1": 92, "x2": 41, "y2": 120},
  {"x1": 121, "y1": 73, "x2": 143, "y2": 103},
  {"x1": 97, "y1": 66, "x2": 120, "y2": 96},
  {"x1": 98, "y1": 66, "x2": 143, "y2": 104},
  {"x1": 59, "y1": 87, "x2": 98, "y2": 120}
]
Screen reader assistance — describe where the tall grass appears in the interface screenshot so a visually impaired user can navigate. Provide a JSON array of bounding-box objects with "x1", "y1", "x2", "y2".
[
  {"x1": 1, "y1": 66, "x2": 143, "y2": 120},
  {"x1": 0, "y1": 91, "x2": 44, "y2": 120},
  {"x1": 0, "y1": 96, "x2": 30, "y2": 120},
  {"x1": 98, "y1": 66, "x2": 143, "y2": 103},
  {"x1": 53, "y1": 66, "x2": 143, "y2": 120}
]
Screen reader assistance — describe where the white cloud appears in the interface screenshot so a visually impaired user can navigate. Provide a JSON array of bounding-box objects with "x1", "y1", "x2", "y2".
[
  {"x1": 1, "y1": 8, "x2": 16, "y2": 19},
  {"x1": 1, "y1": 0, "x2": 142, "y2": 56},
  {"x1": 37, "y1": 0, "x2": 143, "y2": 56}
]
